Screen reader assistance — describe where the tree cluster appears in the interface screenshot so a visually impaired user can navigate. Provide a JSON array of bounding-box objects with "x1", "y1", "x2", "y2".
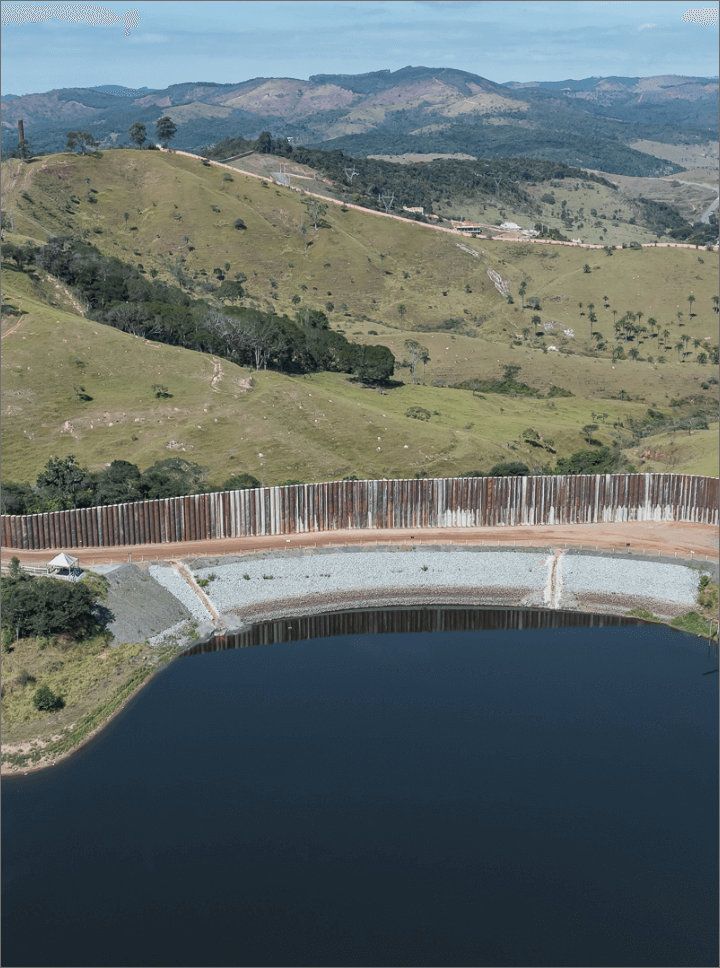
[
  {"x1": 1, "y1": 457, "x2": 266, "y2": 516},
  {"x1": 203, "y1": 137, "x2": 614, "y2": 218},
  {"x1": 1, "y1": 562, "x2": 102, "y2": 641},
  {"x1": 3, "y1": 239, "x2": 395, "y2": 382}
]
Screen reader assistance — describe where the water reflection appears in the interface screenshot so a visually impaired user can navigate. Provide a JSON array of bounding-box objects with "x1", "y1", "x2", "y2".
[{"x1": 181, "y1": 606, "x2": 641, "y2": 656}]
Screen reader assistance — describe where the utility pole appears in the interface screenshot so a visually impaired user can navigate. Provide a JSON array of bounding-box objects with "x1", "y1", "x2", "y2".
[
  {"x1": 344, "y1": 167, "x2": 358, "y2": 184},
  {"x1": 380, "y1": 192, "x2": 395, "y2": 214}
]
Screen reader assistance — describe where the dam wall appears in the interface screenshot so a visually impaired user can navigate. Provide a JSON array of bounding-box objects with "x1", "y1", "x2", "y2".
[{"x1": 1, "y1": 473, "x2": 717, "y2": 551}]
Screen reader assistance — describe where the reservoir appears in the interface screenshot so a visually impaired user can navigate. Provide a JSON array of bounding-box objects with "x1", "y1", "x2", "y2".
[{"x1": 2, "y1": 607, "x2": 717, "y2": 967}]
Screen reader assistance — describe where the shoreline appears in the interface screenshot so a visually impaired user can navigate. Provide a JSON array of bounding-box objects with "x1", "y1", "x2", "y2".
[{"x1": 2, "y1": 540, "x2": 716, "y2": 776}]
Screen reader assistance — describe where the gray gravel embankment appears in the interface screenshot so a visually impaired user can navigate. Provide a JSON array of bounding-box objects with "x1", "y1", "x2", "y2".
[
  {"x1": 104, "y1": 548, "x2": 704, "y2": 641},
  {"x1": 91, "y1": 564, "x2": 193, "y2": 645},
  {"x1": 561, "y1": 555, "x2": 699, "y2": 606},
  {"x1": 196, "y1": 549, "x2": 550, "y2": 613}
]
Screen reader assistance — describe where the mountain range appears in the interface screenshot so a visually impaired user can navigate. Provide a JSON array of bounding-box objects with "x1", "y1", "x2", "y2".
[{"x1": 2, "y1": 67, "x2": 717, "y2": 177}]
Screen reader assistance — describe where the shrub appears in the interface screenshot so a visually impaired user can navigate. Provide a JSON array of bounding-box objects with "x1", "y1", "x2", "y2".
[
  {"x1": 234, "y1": 219, "x2": 247, "y2": 230},
  {"x1": 222, "y1": 473, "x2": 260, "y2": 491},
  {"x1": 488, "y1": 461, "x2": 530, "y2": 477},
  {"x1": 33, "y1": 684, "x2": 64, "y2": 712},
  {"x1": 406, "y1": 406, "x2": 432, "y2": 421}
]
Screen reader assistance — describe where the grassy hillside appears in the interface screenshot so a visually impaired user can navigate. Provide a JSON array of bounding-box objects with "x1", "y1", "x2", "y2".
[{"x1": 1, "y1": 149, "x2": 718, "y2": 487}]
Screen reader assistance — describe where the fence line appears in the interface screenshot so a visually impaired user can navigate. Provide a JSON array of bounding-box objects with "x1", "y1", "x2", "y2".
[{"x1": 1, "y1": 473, "x2": 717, "y2": 551}]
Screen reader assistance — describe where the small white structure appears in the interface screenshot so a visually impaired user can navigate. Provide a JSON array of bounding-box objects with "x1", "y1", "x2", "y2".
[
  {"x1": 500, "y1": 221, "x2": 520, "y2": 230},
  {"x1": 47, "y1": 552, "x2": 81, "y2": 581}
]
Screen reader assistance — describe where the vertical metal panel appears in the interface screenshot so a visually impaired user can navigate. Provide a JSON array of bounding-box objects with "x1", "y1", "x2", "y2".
[{"x1": 29, "y1": 513, "x2": 39, "y2": 550}]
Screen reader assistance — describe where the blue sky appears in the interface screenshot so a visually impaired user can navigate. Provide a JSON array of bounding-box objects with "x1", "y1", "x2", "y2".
[{"x1": 1, "y1": 1, "x2": 718, "y2": 95}]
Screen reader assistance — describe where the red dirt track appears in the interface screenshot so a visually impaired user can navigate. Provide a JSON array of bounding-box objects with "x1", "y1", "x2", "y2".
[{"x1": 3, "y1": 521, "x2": 717, "y2": 568}]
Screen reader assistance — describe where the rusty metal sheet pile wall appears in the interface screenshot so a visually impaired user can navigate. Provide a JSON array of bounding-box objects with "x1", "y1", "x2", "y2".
[{"x1": 1, "y1": 474, "x2": 717, "y2": 550}]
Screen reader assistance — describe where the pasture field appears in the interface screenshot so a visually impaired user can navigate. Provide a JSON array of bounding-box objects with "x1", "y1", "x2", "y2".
[
  {"x1": 1, "y1": 149, "x2": 717, "y2": 487},
  {"x1": 627, "y1": 139, "x2": 719, "y2": 171}
]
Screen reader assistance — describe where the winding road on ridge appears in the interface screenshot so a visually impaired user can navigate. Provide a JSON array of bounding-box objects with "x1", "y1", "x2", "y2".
[{"x1": 674, "y1": 180, "x2": 720, "y2": 224}]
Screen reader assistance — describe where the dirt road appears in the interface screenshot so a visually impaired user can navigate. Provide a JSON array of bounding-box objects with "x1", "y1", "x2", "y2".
[{"x1": 3, "y1": 520, "x2": 717, "y2": 569}]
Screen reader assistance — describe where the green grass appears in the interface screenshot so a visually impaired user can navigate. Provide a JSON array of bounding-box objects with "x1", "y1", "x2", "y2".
[
  {"x1": 1, "y1": 149, "x2": 717, "y2": 485},
  {"x1": 0, "y1": 625, "x2": 194, "y2": 770}
]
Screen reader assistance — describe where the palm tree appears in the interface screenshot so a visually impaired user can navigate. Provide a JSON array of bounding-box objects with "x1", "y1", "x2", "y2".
[
  {"x1": 531, "y1": 314, "x2": 542, "y2": 336},
  {"x1": 578, "y1": 302, "x2": 584, "y2": 316},
  {"x1": 521, "y1": 327, "x2": 531, "y2": 342},
  {"x1": 628, "y1": 347, "x2": 639, "y2": 361},
  {"x1": 662, "y1": 328, "x2": 670, "y2": 349},
  {"x1": 688, "y1": 294, "x2": 696, "y2": 317},
  {"x1": 612, "y1": 309, "x2": 617, "y2": 326},
  {"x1": 647, "y1": 317, "x2": 657, "y2": 338},
  {"x1": 397, "y1": 303, "x2": 407, "y2": 328},
  {"x1": 636, "y1": 310, "x2": 644, "y2": 329},
  {"x1": 676, "y1": 310, "x2": 684, "y2": 326},
  {"x1": 588, "y1": 302, "x2": 595, "y2": 315},
  {"x1": 675, "y1": 340, "x2": 683, "y2": 360},
  {"x1": 519, "y1": 281, "x2": 527, "y2": 310},
  {"x1": 589, "y1": 312, "x2": 597, "y2": 336},
  {"x1": 693, "y1": 338, "x2": 702, "y2": 358},
  {"x1": 712, "y1": 295, "x2": 719, "y2": 314},
  {"x1": 603, "y1": 295, "x2": 609, "y2": 309}
]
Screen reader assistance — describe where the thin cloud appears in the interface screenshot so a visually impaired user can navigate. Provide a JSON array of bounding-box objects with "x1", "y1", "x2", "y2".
[{"x1": 638, "y1": 22, "x2": 656, "y2": 30}]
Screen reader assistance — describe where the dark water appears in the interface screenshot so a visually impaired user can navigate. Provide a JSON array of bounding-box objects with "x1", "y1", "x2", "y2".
[{"x1": 2, "y1": 608, "x2": 718, "y2": 968}]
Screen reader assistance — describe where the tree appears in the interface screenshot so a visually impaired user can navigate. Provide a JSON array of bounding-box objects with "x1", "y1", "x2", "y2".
[
  {"x1": 397, "y1": 303, "x2": 407, "y2": 328},
  {"x1": 233, "y1": 219, "x2": 247, "y2": 230},
  {"x1": 350, "y1": 344, "x2": 395, "y2": 383},
  {"x1": 123, "y1": 211, "x2": 130, "y2": 229},
  {"x1": 582, "y1": 423, "x2": 599, "y2": 443},
  {"x1": 93, "y1": 460, "x2": 143, "y2": 505},
  {"x1": 16, "y1": 138, "x2": 34, "y2": 160},
  {"x1": 518, "y1": 281, "x2": 527, "y2": 310},
  {"x1": 36, "y1": 455, "x2": 90, "y2": 510},
  {"x1": 687, "y1": 294, "x2": 696, "y2": 317},
  {"x1": 140, "y1": 458, "x2": 209, "y2": 499},
  {"x1": 303, "y1": 198, "x2": 328, "y2": 230},
  {"x1": 128, "y1": 122, "x2": 147, "y2": 147},
  {"x1": 531, "y1": 314, "x2": 542, "y2": 335},
  {"x1": 155, "y1": 116, "x2": 177, "y2": 148},
  {"x1": 712, "y1": 295, "x2": 719, "y2": 314},
  {"x1": 583, "y1": 263, "x2": 591, "y2": 273},
  {"x1": 66, "y1": 131, "x2": 100, "y2": 155},
  {"x1": 521, "y1": 327, "x2": 531, "y2": 342},
  {"x1": 405, "y1": 339, "x2": 429, "y2": 384},
  {"x1": 236, "y1": 313, "x2": 282, "y2": 370},
  {"x1": 216, "y1": 280, "x2": 245, "y2": 305},
  {"x1": 256, "y1": 131, "x2": 273, "y2": 154},
  {"x1": 628, "y1": 347, "x2": 640, "y2": 361}
]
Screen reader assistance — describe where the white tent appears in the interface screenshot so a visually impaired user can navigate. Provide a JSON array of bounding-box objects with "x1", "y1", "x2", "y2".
[
  {"x1": 48, "y1": 552, "x2": 79, "y2": 569},
  {"x1": 47, "y1": 552, "x2": 81, "y2": 580}
]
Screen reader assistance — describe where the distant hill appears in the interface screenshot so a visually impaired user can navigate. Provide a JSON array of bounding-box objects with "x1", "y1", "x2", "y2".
[{"x1": 1, "y1": 67, "x2": 717, "y2": 176}]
